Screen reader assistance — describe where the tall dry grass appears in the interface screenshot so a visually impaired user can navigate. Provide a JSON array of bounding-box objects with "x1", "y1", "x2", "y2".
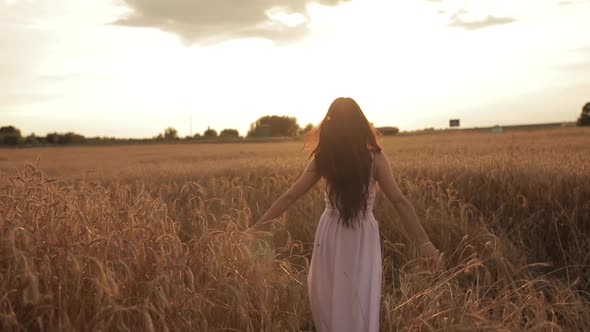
[{"x1": 0, "y1": 128, "x2": 589, "y2": 331}]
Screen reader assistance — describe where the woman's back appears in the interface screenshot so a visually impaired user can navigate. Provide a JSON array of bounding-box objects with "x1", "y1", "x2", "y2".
[
  {"x1": 309, "y1": 153, "x2": 381, "y2": 332},
  {"x1": 323, "y1": 153, "x2": 378, "y2": 220}
]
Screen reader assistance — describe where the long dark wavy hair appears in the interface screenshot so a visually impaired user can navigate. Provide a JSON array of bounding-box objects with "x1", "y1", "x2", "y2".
[{"x1": 306, "y1": 97, "x2": 382, "y2": 227}]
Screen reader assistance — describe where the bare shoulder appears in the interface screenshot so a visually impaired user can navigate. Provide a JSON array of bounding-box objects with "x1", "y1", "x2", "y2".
[
  {"x1": 307, "y1": 157, "x2": 318, "y2": 170},
  {"x1": 374, "y1": 150, "x2": 390, "y2": 173},
  {"x1": 374, "y1": 150, "x2": 386, "y2": 160},
  {"x1": 304, "y1": 157, "x2": 320, "y2": 175}
]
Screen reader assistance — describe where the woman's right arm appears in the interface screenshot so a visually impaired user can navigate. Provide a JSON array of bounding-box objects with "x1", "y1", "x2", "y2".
[
  {"x1": 374, "y1": 151, "x2": 442, "y2": 270},
  {"x1": 246, "y1": 159, "x2": 321, "y2": 233}
]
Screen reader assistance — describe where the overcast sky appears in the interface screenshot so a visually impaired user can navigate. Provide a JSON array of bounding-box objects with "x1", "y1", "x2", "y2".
[{"x1": 1, "y1": 0, "x2": 589, "y2": 138}]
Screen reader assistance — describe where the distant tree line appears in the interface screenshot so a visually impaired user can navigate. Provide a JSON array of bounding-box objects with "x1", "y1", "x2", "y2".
[
  {"x1": 152, "y1": 115, "x2": 313, "y2": 142},
  {"x1": 0, "y1": 126, "x2": 89, "y2": 146},
  {"x1": 1, "y1": 110, "x2": 404, "y2": 147}
]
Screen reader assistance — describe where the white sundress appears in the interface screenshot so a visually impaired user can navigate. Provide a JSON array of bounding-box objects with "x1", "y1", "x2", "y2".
[{"x1": 307, "y1": 155, "x2": 382, "y2": 332}]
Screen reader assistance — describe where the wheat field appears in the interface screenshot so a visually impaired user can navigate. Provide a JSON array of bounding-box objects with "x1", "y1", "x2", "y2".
[{"x1": 1, "y1": 128, "x2": 589, "y2": 331}]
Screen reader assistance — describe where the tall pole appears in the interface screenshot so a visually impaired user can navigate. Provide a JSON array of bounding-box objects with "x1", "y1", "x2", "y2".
[{"x1": 189, "y1": 103, "x2": 193, "y2": 137}]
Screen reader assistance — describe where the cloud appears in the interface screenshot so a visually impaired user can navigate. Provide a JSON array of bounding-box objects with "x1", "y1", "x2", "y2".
[
  {"x1": 424, "y1": 3, "x2": 517, "y2": 31},
  {"x1": 449, "y1": 13, "x2": 516, "y2": 30},
  {"x1": 114, "y1": 0, "x2": 349, "y2": 44}
]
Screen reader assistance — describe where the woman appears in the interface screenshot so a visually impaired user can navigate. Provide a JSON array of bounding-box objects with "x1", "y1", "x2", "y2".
[{"x1": 246, "y1": 97, "x2": 442, "y2": 331}]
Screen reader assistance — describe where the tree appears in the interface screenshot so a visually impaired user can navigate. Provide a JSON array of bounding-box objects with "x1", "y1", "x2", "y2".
[
  {"x1": 44, "y1": 132, "x2": 86, "y2": 145},
  {"x1": 0, "y1": 126, "x2": 22, "y2": 146},
  {"x1": 204, "y1": 127, "x2": 218, "y2": 138},
  {"x1": 220, "y1": 129, "x2": 239, "y2": 138},
  {"x1": 46, "y1": 132, "x2": 60, "y2": 144},
  {"x1": 577, "y1": 102, "x2": 590, "y2": 126},
  {"x1": 298, "y1": 123, "x2": 314, "y2": 136},
  {"x1": 247, "y1": 115, "x2": 300, "y2": 138},
  {"x1": 164, "y1": 127, "x2": 178, "y2": 140},
  {"x1": 25, "y1": 133, "x2": 39, "y2": 145},
  {"x1": 376, "y1": 126, "x2": 399, "y2": 136},
  {"x1": 62, "y1": 132, "x2": 86, "y2": 144}
]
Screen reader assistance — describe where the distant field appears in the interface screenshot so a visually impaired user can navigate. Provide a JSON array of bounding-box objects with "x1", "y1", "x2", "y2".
[{"x1": 1, "y1": 128, "x2": 589, "y2": 331}]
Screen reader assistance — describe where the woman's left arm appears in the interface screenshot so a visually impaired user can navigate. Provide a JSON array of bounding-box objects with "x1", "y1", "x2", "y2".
[{"x1": 247, "y1": 159, "x2": 321, "y2": 232}]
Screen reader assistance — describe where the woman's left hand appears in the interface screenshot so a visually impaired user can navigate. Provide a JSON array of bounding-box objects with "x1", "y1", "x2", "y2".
[
  {"x1": 243, "y1": 221, "x2": 273, "y2": 238},
  {"x1": 420, "y1": 242, "x2": 443, "y2": 272}
]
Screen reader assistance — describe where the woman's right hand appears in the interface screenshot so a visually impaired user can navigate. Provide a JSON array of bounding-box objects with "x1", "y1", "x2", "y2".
[
  {"x1": 243, "y1": 222, "x2": 263, "y2": 238},
  {"x1": 243, "y1": 220, "x2": 274, "y2": 238},
  {"x1": 420, "y1": 242, "x2": 443, "y2": 272}
]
